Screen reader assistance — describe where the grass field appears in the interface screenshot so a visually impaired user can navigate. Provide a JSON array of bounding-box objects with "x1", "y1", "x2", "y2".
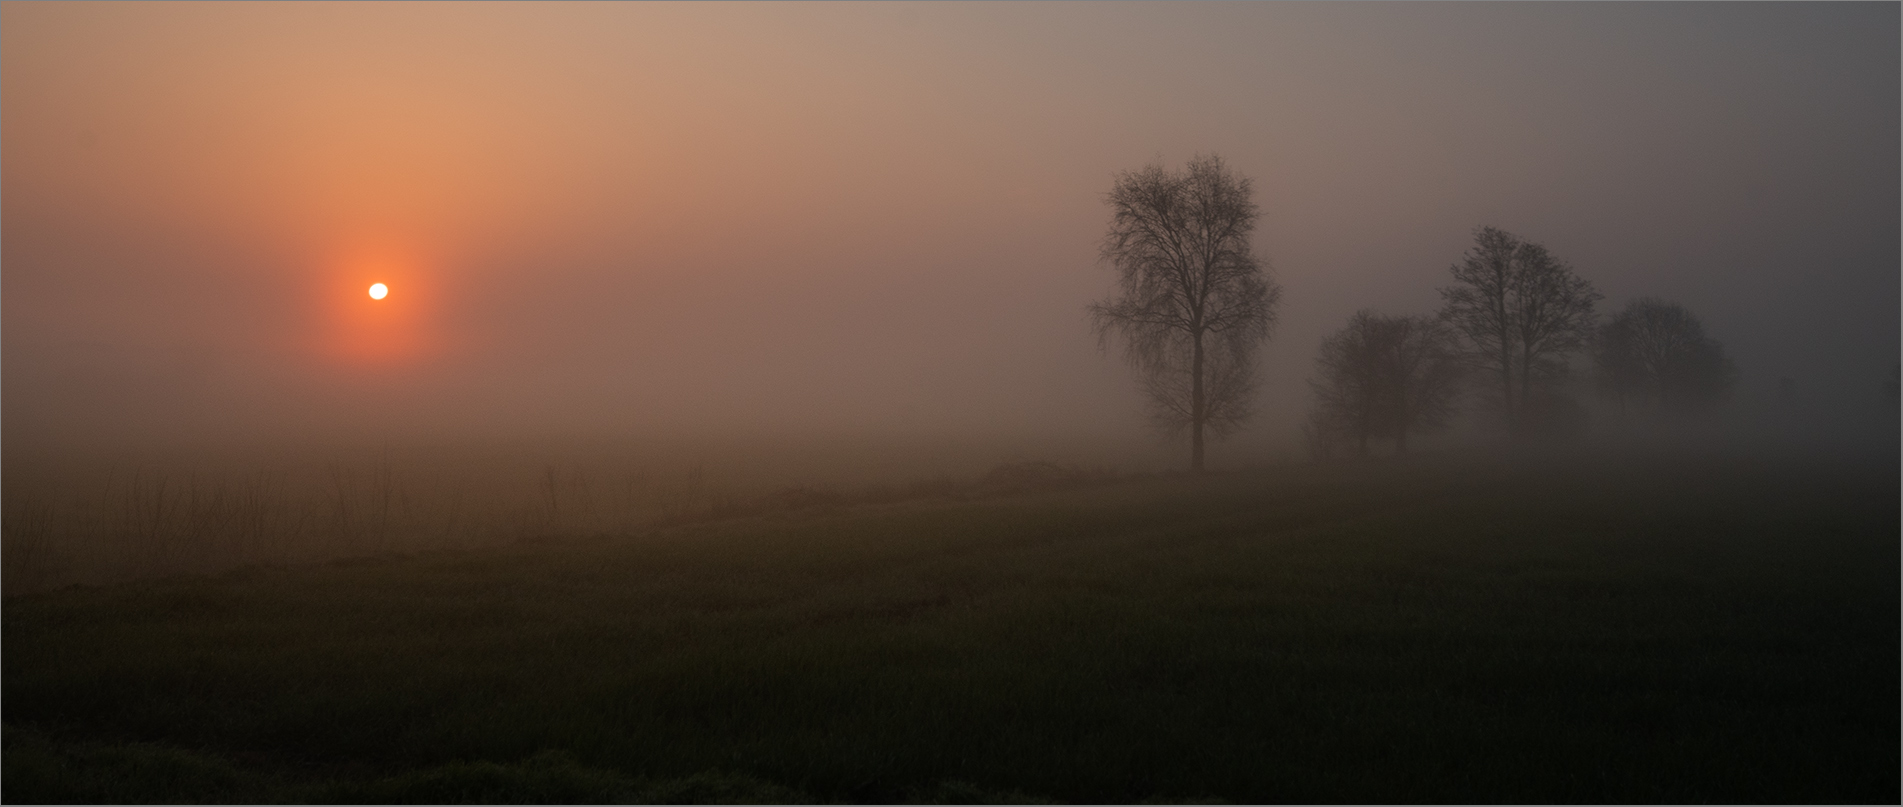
[{"x1": 4, "y1": 450, "x2": 1897, "y2": 803}]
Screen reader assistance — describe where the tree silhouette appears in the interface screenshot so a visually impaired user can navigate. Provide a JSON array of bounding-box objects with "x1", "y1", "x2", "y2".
[
  {"x1": 1309, "y1": 313, "x2": 1388, "y2": 457},
  {"x1": 1593, "y1": 298, "x2": 1735, "y2": 415},
  {"x1": 1309, "y1": 311, "x2": 1463, "y2": 456},
  {"x1": 1090, "y1": 154, "x2": 1280, "y2": 471},
  {"x1": 1384, "y1": 314, "x2": 1466, "y2": 451},
  {"x1": 1439, "y1": 226, "x2": 1599, "y2": 432}
]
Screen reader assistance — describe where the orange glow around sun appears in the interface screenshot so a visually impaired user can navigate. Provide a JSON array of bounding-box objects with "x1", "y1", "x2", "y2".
[{"x1": 317, "y1": 245, "x2": 441, "y2": 366}]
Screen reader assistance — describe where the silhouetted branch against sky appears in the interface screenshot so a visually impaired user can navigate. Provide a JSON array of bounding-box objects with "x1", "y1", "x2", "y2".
[
  {"x1": 1092, "y1": 154, "x2": 1281, "y2": 469},
  {"x1": 1439, "y1": 227, "x2": 1599, "y2": 432}
]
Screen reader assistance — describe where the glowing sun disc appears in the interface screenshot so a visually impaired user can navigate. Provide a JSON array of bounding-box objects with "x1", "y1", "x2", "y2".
[{"x1": 368, "y1": 283, "x2": 388, "y2": 300}]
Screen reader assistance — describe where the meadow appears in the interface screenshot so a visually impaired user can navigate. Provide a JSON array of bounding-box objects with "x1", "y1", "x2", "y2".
[
  {"x1": 0, "y1": 437, "x2": 1145, "y2": 596},
  {"x1": 3, "y1": 448, "x2": 1897, "y2": 803}
]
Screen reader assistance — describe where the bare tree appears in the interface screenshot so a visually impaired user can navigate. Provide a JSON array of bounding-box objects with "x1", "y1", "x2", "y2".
[
  {"x1": 1385, "y1": 314, "x2": 1465, "y2": 452},
  {"x1": 1308, "y1": 311, "x2": 1463, "y2": 456},
  {"x1": 1309, "y1": 312, "x2": 1389, "y2": 457},
  {"x1": 1090, "y1": 154, "x2": 1280, "y2": 471},
  {"x1": 1439, "y1": 226, "x2": 1599, "y2": 432},
  {"x1": 1509, "y1": 241, "x2": 1599, "y2": 415},
  {"x1": 1593, "y1": 298, "x2": 1735, "y2": 414}
]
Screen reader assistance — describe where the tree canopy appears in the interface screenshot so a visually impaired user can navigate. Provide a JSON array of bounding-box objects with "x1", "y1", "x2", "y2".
[
  {"x1": 1593, "y1": 299, "x2": 1735, "y2": 415},
  {"x1": 1090, "y1": 154, "x2": 1280, "y2": 470},
  {"x1": 1439, "y1": 226, "x2": 1599, "y2": 432}
]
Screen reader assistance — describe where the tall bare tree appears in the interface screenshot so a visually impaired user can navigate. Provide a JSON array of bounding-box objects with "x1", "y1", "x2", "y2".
[
  {"x1": 1439, "y1": 227, "x2": 1518, "y2": 423},
  {"x1": 1439, "y1": 226, "x2": 1599, "y2": 431},
  {"x1": 1509, "y1": 241, "x2": 1599, "y2": 415},
  {"x1": 1308, "y1": 311, "x2": 1463, "y2": 456},
  {"x1": 1091, "y1": 154, "x2": 1280, "y2": 471},
  {"x1": 1593, "y1": 298, "x2": 1735, "y2": 414}
]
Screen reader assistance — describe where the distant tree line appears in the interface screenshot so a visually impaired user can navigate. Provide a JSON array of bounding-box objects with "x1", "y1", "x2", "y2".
[
  {"x1": 1305, "y1": 226, "x2": 1736, "y2": 459},
  {"x1": 1087, "y1": 155, "x2": 1737, "y2": 470},
  {"x1": 1592, "y1": 299, "x2": 1736, "y2": 416}
]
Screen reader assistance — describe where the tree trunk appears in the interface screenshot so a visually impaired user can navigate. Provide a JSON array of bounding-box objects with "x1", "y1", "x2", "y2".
[
  {"x1": 1190, "y1": 330, "x2": 1206, "y2": 472},
  {"x1": 1500, "y1": 338, "x2": 1515, "y2": 431},
  {"x1": 1394, "y1": 389, "x2": 1409, "y2": 454},
  {"x1": 1519, "y1": 348, "x2": 1535, "y2": 436},
  {"x1": 1520, "y1": 354, "x2": 1532, "y2": 415}
]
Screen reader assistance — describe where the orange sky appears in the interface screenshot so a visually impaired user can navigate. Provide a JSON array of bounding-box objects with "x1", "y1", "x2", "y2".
[{"x1": 4, "y1": 1, "x2": 1897, "y2": 456}]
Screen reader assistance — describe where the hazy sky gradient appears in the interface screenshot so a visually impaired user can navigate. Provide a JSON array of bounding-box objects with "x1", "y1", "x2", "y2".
[{"x1": 5, "y1": 2, "x2": 1896, "y2": 458}]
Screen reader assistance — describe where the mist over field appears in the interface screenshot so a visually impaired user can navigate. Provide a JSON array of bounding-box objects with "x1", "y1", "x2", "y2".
[
  {"x1": 5, "y1": 2, "x2": 1897, "y2": 465},
  {"x1": 2, "y1": 4, "x2": 1897, "y2": 803}
]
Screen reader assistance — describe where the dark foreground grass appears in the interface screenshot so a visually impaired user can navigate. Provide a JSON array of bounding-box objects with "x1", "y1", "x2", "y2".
[{"x1": 5, "y1": 451, "x2": 1897, "y2": 803}]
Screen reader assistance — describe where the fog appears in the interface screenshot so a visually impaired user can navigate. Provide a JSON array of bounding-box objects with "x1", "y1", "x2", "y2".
[{"x1": 6, "y1": 2, "x2": 1898, "y2": 470}]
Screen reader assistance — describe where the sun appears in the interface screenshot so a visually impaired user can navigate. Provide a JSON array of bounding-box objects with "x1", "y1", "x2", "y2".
[{"x1": 368, "y1": 283, "x2": 388, "y2": 300}]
